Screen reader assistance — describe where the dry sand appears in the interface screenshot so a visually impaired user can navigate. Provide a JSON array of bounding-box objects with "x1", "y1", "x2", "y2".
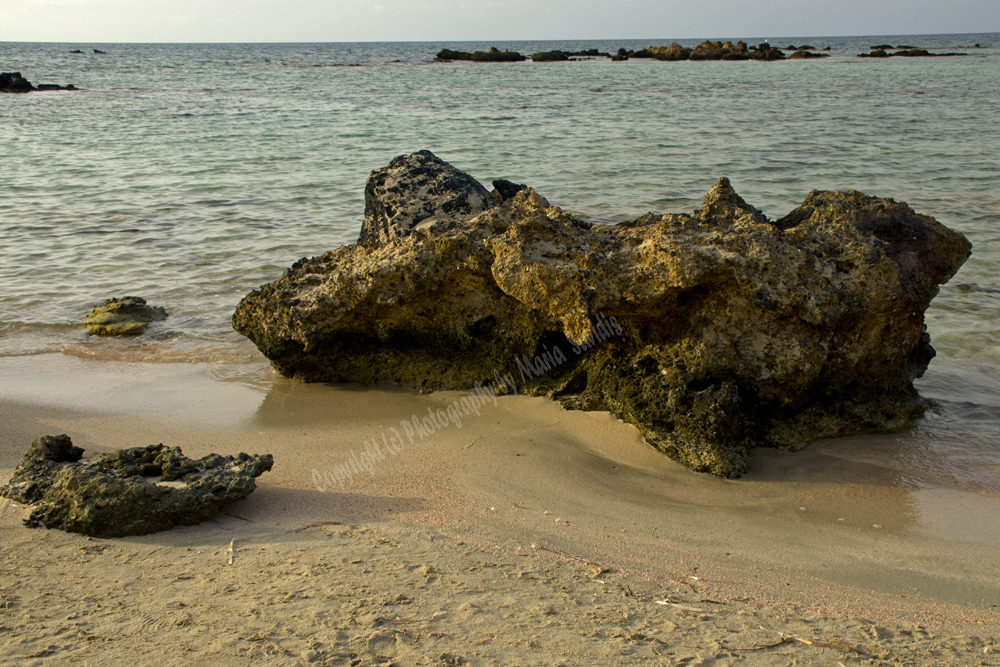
[{"x1": 1, "y1": 355, "x2": 998, "y2": 666}]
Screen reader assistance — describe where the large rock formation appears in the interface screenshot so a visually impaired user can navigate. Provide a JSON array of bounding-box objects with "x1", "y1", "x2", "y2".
[
  {"x1": 233, "y1": 152, "x2": 971, "y2": 477},
  {"x1": 0, "y1": 435, "x2": 273, "y2": 537}
]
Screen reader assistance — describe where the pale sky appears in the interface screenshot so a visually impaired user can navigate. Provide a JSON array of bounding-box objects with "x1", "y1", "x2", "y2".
[{"x1": 1, "y1": 0, "x2": 997, "y2": 43}]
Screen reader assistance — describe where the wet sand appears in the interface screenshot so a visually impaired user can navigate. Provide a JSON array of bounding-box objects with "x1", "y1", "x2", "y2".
[{"x1": 1, "y1": 355, "x2": 998, "y2": 666}]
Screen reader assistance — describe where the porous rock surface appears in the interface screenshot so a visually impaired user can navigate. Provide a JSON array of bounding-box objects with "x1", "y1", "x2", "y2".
[
  {"x1": 233, "y1": 151, "x2": 971, "y2": 477},
  {"x1": 84, "y1": 296, "x2": 168, "y2": 335},
  {"x1": 0, "y1": 435, "x2": 273, "y2": 537}
]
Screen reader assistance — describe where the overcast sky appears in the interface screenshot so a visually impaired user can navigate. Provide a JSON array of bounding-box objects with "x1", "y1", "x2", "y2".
[{"x1": 2, "y1": 0, "x2": 997, "y2": 43}]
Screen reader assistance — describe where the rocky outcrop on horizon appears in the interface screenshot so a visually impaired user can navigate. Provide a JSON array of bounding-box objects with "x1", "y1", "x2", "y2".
[
  {"x1": 0, "y1": 435, "x2": 273, "y2": 537},
  {"x1": 436, "y1": 48, "x2": 526, "y2": 62},
  {"x1": 1, "y1": 71, "x2": 77, "y2": 93},
  {"x1": 859, "y1": 47, "x2": 967, "y2": 58},
  {"x1": 233, "y1": 151, "x2": 971, "y2": 478}
]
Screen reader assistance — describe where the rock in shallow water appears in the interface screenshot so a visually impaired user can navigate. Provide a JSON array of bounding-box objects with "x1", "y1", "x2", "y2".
[
  {"x1": 233, "y1": 151, "x2": 971, "y2": 477},
  {"x1": 84, "y1": 296, "x2": 168, "y2": 335},
  {"x1": 0, "y1": 435, "x2": 273, "y2": 537}
]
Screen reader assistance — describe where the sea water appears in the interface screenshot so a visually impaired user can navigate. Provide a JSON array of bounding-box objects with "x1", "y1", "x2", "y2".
[{"x1": 1, "y1": 35, "x2": 997, "y2": 492}]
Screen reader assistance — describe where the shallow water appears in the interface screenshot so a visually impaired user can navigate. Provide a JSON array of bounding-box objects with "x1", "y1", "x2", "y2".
[{"x1": 1, "y1": 35, "x2": 998, "y2": 492}]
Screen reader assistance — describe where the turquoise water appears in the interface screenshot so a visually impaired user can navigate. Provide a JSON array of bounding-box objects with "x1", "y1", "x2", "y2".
[{"x1": 1, "y1": 35, "x2": 998, "y2": 489}]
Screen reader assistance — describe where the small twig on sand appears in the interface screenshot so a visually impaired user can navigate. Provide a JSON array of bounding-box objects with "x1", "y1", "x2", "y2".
[
  {"x1": 227, "y1": 539, "x2": 234, "y2": 565},
  {"x1": 538, "y1": 545, "x2": 606, "y2": 571},
  {"x1": 735, "y1": 633, "x2": 870, "y2": 657},
  {"x1": 288, "y1": 521, "x2": 343, "y2": 533},
  {"x1": 655, "y1": 601, "x2": 706, "y2": 613}
]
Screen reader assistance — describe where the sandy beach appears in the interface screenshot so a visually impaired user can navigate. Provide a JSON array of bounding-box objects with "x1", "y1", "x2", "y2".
[{"x1": 1, "y1": 354, "x2": 997, "y2": 666}]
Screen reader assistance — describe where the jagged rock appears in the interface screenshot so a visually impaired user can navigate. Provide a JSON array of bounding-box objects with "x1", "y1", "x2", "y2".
[
  {"x1": 490, "y1": 179, "x2": 528, "y2": 203},
  {"x1": 689, "y1": 40, "x2": 751, "y2": 61},
  {"x1": 359, "y1": 150, "x2": 490, "y2": 248},
  {"x1": 84, "y1": 296, "x2": 168, "y2": 335},
  {"x1": 751, "y1": 43, "x2": 786, "y2": 61},
  {"x1": 646, "y1": 43, "x2": 692, "y2": 61},
  {"x1": 233, "y1": 151, "x2": 971, "y2": 477},
  {"x1": 0, "y1": 435, "x2": 273, "y2": 538},
  {"x1": 789, "y1": 51, "x2": 829, "y2": 59}
]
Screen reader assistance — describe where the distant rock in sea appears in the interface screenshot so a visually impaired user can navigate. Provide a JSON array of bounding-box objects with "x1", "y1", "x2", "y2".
[
  {"x1": 531, "y1": 49, "x2": 611, "y2": 62},
  {"x1": 0, "y1": 435, "x2": 273, "y2": 538},
  {"x1": 858, "y1": 48, "x2": 967, "y2": 58},
  {"x1": 233, "y1": 151, "x2": 971, "y2": 478},
  {"x1": 436, "y1": 47, "x2": 526, "y2": 62},
  {"x1": 1, "y1": 71, "x2": 78, "y2": 93},
  {"x1": 637, "y1": 42, "x2": 785, "y2": 61},
  {"x1": 789, "y1": 50, "x2": 829, "y2": 59},
  {"x1": 84, "y1": 296, "x2": 168, "y2": 335}
]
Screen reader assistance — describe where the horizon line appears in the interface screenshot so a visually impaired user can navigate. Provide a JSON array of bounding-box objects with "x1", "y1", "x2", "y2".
[{"x1": 1, "y1": 31, "x2": 996, "y2": 46}]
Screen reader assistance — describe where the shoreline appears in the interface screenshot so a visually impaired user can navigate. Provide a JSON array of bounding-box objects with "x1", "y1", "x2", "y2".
[{"x1": 2, "y1": 354, "x2": 998, "y2": 664}]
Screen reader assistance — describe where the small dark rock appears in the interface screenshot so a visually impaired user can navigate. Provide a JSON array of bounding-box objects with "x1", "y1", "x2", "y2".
[
  {"x1": 751, "y1": 43, "x2": 786, "y2": 61},
  {"x1": 84, "y1": 296, "x2": 168, "y2": 336},
  {"x1": 491, "y1": 179, "x2": 528, "y2": 203},
  {"x1": 532, "y1": 51, "x2": 570, "y2": 62},
  {"x1": 789, "y1": 51, "x2": 830, "y2": 59},
  {"x1": 69, "y1": 49, "x2": 83, "y2": 54},
  {"x1": 471, "y1": 47, "x2": 526, "y2": 62},
  {"x1": 0, "y1": 435, "x2": 273, "y2": 538},
  {"x1": 871, "y1": 44, "x2": 894, "y2": 50},
  {"x1": 2, "y1": 71, "x2": 78, "y2": 93},
  {"x1": 93, "y1": 49, "x2": 108, "y2": 54},
  {"x1": 436, "y1": 48, "x2": 472, "y2": 61},
  {"x1": 1, "y1": 71, "x2": 35, "y2": 93},
  {"x1": 437, "y1": 47, "x2": 526, "y2": 62}
]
